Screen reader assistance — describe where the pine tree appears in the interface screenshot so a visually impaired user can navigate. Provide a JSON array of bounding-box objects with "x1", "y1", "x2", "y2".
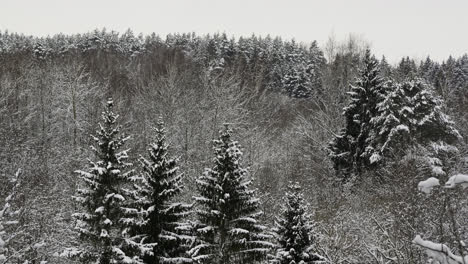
[
  {"x1": 190, "y1": 125, "x2": 273, "y2": 264},
  {"x1": 126, "y1": 118, "x2": 193, "y2": 264},
  {"x1": 328, "y1": 49, "x2": 385, "y2": 180},
  {"x1": 271, "y1": 183, "x2": 323, "y2": 264},
  {"x1": 72, "y1": 99, "x2": 141, "y2": 264}
]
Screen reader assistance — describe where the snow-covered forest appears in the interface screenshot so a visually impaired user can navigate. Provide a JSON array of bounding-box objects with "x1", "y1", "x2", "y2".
[{"x1": 0, "y1": 30, "x2": 468, "y2": 264}]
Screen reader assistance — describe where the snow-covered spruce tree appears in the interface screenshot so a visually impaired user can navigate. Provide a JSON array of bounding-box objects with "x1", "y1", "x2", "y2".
[
  {"x1": 270, "y1": 183, "x2": 324, "y2": 264},
  {"x1": 72, "y1": 99, "x2": 142, "y2": 264},
  {"x1": 125, "y1": 118, "x2": 193, "y2": 264},
  {"x1": 367, "y1": 79, "x2": 460, "y2": 175},
  {"x1": 267, "y1": 39, "x2": 325, "y2": 98},
  {"x1": 190, "y1": 125, "x2": 273, "y2": 264},
  {"x1": 282, "y1": 63, "x2": 313, "y2": 98},
  {"x1": 0, "y1": 169, "x2": 22, "y2": 263},
  {"x1": 328, "y1": 49, "x2": 385, "y2": 180}
]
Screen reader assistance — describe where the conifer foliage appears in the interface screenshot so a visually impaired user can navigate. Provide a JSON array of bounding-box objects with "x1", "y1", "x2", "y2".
[
  {"x1": 270, "y1": 183, "x2": 323, "y2": 264},
  {"x1": 368, "y1": 79, "x2": 460, "y2": 173},
  {"x1": 129, "y1": 118, "x2": 193, "y2": 264},
  {"x1": 328, "y1": 49, "x2": 385, "y2": 180},
  {"x1": 329, "y1": 49, "x2": 461, "y2": 179},
  {"x1": 73, "y1": 99, "x2": 141, "y2": 264},
  {"x1": 191, "y1": 125, "x2": 273, "y2": 264}
]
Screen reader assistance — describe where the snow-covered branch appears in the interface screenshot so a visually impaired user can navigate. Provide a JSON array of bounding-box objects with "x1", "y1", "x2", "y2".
[
  {"x1": 414, "y1": 174, "x2": 468, "y2": 264},
  {"x1": 0, "y1": 169, "x2": 22, "y2": 263},
  {"x1": 412, "y1": 235, "x2": 467, "y2": 264}
]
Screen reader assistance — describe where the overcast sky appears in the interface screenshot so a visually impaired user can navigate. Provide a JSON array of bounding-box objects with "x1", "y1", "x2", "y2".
[{"x1": 1, "y1": 0, "x2": 467, "y2": 63}]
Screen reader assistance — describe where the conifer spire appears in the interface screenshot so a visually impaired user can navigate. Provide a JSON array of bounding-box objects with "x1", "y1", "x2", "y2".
[
  {"x1": 271, "y1": 182, "x2": 324, "y2": 264},
  {"x1": 329, "y1": 49, "x2": 385, "y2": 180},
  {"x1": 72, "y1": 98, "x2": 142, "y2": 264},
  {"x1": 125, "y1": 117, "x2": 193, "y2": 264},
  {"x1": 191, "y1": 124, "x2": 273, "y2": 264}
]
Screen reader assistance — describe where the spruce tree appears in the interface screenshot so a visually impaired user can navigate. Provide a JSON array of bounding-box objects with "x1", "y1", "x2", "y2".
[
  {"x1": 328, "y1": 49, "x2": 385, "y2": 180},
  {"x1": 396, "y1": 57, "x2": 418, "y2": 80},
  {"x1": 73, "y1": 99, "x2": 141, "y2": 264},
  {"x1": 126, "y1": 118, "x2": 193, "y2": 264},
  {"x1": 283, "y1": 63, "x2": 313, "y2": 98},
  {"x1": 271, "y1": 183, "x2": 323, "y2": 264},
  {"x1": 190, "y1": 125, "x2": 273, "y2": 264},
  {"x1": 379, "y1": 55, "x2": 392, "y2": 78},
  {"x1": 368, "y1": 79, "x2": 461, "y2": 174}
]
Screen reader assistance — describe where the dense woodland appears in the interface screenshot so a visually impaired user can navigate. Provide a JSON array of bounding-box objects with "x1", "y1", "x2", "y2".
[{"x1": 0, "y1": 29, "x2": 468, "y2": 263}]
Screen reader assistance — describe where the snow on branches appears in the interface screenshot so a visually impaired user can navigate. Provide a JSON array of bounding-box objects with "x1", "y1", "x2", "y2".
[
  {"x1": 191, "y1": 124, "x2": 273, "y2": 263},
  {"x1": 414, "y1": 174, "x2": 468, "y2": 263},
  {"x1": 0, "y1": 169, "x2": 22, "y2": 263},
  {"x1": 71, "y1": 99, "x2": 143, "y2": 263}
]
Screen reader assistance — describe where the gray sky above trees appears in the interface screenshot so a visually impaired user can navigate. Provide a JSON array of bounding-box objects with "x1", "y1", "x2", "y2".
[{"x1": 1, "y1": 0, "x2": 467, "y2": 63}]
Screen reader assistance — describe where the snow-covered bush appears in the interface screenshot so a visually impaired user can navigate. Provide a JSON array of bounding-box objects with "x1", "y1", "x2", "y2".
[{"x1": 414, "y1": 174, "x2": 468, "y2": 263}]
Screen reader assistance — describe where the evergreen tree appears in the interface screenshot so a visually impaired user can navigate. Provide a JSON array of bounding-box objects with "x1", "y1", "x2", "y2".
[
  {"x1": 449, "y1": 57, "x2": 468, "y2": 108},
  {"x1": 281, "y1": 41, "x2": 322, "y2": 98},
  {"x1": 73, "y1": 99, "x2": 142, "y2": 264},
  {"x1": 282, "y1": 63, "x2": 313, "y2": 98},
  {"x1": 366, "y1": 79, "x2": 412, "y2": 165},
  {"x1": 190, "y1": 125, "x2": 273, "y2": 264},
  {"x1": 270, "y1": 183, "x2": 323, "y2": 264},
  {"x1": 419, "y1": 56, "x2": 435, "y2": 82},
  {"x1": 379, "y1": 55, "x2": 392, "y2": 78},
  {"x1": 126, "y1": 118, "x2": 193, "y2": 264},
  {"x1": 368, "y1": 79, "x2": 461, "y2": 174},
  {"x1": 328, "y1": 49, "x2": 385, "y2": 180},
  {"x1": 396, "y1": 57, "x2": 418, "y2": 80}
]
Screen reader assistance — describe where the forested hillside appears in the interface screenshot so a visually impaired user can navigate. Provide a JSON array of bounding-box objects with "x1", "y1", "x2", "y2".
[{"x1": 1, "y1": 29, "x2": 468, "y2": 263}]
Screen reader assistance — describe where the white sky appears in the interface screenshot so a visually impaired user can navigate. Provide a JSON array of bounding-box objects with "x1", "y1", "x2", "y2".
[{"x1": 1, "y1": 0, "x2": 467, "y2": 63}]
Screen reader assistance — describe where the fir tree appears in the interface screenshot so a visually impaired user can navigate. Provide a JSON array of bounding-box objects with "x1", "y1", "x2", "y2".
[
  {"x1": 270, "y1": 183, "x2": 324, "y2": 264},
  {"x1": 328, "y1": 49, "x2": 385, "y2": 180},
  {"x1": 72, "y1": 99, "x2": 142, "y2": 264},
  {"x1": 126, "y1": 118, "x2": 193, "y2": 264},
  {"x1": 190, "y1": 125, "x2": 273, "y2": 264}
]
